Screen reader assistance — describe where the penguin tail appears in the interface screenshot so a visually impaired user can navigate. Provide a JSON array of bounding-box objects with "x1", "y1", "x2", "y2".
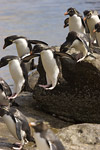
[{"x1": 22, "y1": 81, "x2": 33, "y2": 93}]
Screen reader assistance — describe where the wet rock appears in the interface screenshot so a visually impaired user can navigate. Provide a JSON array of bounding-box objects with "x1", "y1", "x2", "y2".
[
  {"x1": 58, "y1": 123, "x2": 100, "y2": 150},
  {"x1": 33, "y1": 50, "x2": 100, "y2": 124}
]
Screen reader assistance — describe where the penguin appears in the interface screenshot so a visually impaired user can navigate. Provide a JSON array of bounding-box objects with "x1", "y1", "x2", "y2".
[
  {"x1": 64, "y1": 7, "x2": 86, "y2": 34},
  {"x1": 93, "y1": 22, "x2": 100, "y2": 47},
  {"x1": 22, "y1": 43, "x2": 76, "y2": 89},
  {"x1": 29, "y1": 120, "x2": 65, "y2": 150},
  {"x1": 83, "y1": 10, "x2": 100, "y2": 42},
  {"x1": 0, "y1": 77, "x2": 12, "y2": 97},
  {"x1": 0, "y1": 55, "x2": 30, "y2": 99},
  {"x1": 0, "y1": 83, "x2": 9, "y2": 106},
  {"x1": 3, "y1": 35, "x2": 48, "y2": 71},
  {"x1": 60, "y1": 31, "x2": 91, "y2": 62},
  {"x1": 0, "y1": 105, "x2": 34, "y2": 150},
  {"x1": 25, "y1": 44, "x2": 60, "y2": 90}
]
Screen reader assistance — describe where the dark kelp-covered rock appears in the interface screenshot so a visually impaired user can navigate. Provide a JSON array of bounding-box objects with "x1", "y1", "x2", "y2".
[{"x1": 33, "y1": 50, "x2": 100, "y2": 124}]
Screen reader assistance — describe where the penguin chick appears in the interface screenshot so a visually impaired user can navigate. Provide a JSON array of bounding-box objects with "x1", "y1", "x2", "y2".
[
  {"x1": 0, "y1": 55, "x2": 29, "y2": 99},
  {"x1": 0, "y1": 105, "x2": 34, "y2": 150},
  {"x1": 60, "y1": 31, "x2": 90, "y2": 62},
  {"x1": 83, "y1": 10, "x2": 100, "y2": 42},
  {"x1": 93, "y1": 22, "x2": 100, "y2": 47},
  {"x1": 3, "y1": 35, "x2": 48, "y2": 71},
  {"x1": 29, "y1": 120, "x2": 65, "y2": 150},
  {"x1": 64, "y1": 7, "x2": 86, "y2": 34}
]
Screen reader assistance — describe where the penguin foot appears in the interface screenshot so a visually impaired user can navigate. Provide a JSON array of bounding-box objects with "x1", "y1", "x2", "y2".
[
  {"x1": 8, "y1": 93, "x2": 18, "y2": 100},
  {"x1": 77, "y1": 56, "x2": 86, "y2": 62},
  {"x1": 38, "y1": 84, "x2": 51, "y2": 88},
  {"x1": 12, "y1": 143, "x2": 22, "y2": 150},
  {"x1": 45, "y1": 86, "x2": 55, "y2": 90}
]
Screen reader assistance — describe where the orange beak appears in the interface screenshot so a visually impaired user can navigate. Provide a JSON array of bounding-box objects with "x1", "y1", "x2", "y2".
[
  {"x1": 93, "y1": 29, "x2": 96, "y2": 33},
  {"x1": 83, "y1": 17, "x2": 86, "y2": 21},
  {"x1": 64, "y1": 11, "x2": 68, "y2": 15},
  {"x1": 29, "y1": 122, "x2": 36, "y2": 127}
]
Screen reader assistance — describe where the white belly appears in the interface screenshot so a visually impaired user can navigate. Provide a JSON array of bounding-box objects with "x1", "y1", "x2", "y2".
[
  {"x1": 9, "y1": 60, "x2": 24, "y2": 83},
  {"x1": 3, "y1": 114, "x2": 18, "y2": 140},
  {"x1": 15, "y1": 39, "x2": 30, "y2": 57},
  {"x1": 69, "y1": 15, "x2": 85, "y2": 34},
  {"x1": 41, "y1": 50, "x2": 59, "y2": 81},
  {"x1": 71, "y1": 40, "x2": 88, "y2": 55},
  {"x1": 87, "y1": 16, "x2": 100, "y2": 39},
  {"x1": 34, "y1": 132, "x2": 50, "y2": 150},
  {"x1": 96, "y1": 32, "x2": 100, "y2": 46},
  {"x1": 9, "y1": 59, "x2": 25, "y2": 94}
]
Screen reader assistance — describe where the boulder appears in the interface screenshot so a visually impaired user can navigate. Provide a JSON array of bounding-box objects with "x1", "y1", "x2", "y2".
[
  {"x1": 58, "y1": 123, "x2": 100, "y2": 150},
  {"x1": 33, "y1": 48, "x2": 100, "y2": 124}
]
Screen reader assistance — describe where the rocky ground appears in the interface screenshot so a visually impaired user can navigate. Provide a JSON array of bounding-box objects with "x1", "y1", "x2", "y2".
[
  {"x1": 1, "y1": 92, "x2": 100, "y2": 150},
  {"x1": 1, "y1": 46, "x2": 100, "y2": 150}
]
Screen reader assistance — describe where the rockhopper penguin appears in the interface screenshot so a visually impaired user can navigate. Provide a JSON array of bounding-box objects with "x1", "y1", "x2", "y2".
[
  {"x1": 0, "y1": 55, "x2": 30, "y2": 99},
  {"x1": 29, "y1": 120, "x2": 65, "y2": 150},
  {"x1": 64, "y1": 7, "x2": 87, "y2": 34},
  {"x1": 0, "y1": 105, "x2": 34, "y2": 150},
  {"x1": 3, "y1": 35, "x2": 48, "y2": 72}
]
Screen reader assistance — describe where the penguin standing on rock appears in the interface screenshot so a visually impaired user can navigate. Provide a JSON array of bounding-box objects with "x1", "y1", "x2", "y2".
[
  {"x1": 29, "y1": 120, "x2": 65, "y2": 150},
  {"x1": 3, "y1": 35, "x2": 48, "y2": 72},
  {"x1": 93, "y1": 22, "x2": 100, "y2": 47},
  {"x1": 60, "y1": 31, "x2": 91, "y2": 62},
  {"x1": 23, "y1": 44, "x2": 60, "y2": 90},
  {"x1": 64, "y1": 7, "x2": 86, "y2": 34},
  {"x1": 83, "y1": 10, "x2": 100, "y2": 42},
  {"x1": 0, "y1": 105, "x2": 34, "y2": 150},
  {"x1": 0, "y1": 55, "x2": 30, "y2": 99}
]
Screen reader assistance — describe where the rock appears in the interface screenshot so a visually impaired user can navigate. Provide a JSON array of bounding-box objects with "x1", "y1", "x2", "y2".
[
  {"x1": 33, "y1": 49, "x2": 100, "y2": 124},
  {"x1": 58, "y1": 123, "x2": 100, "y2": 150}
]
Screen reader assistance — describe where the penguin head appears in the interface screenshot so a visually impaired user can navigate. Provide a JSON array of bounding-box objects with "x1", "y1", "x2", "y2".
[
  {"x1": 66, "y1": 31, "x2": 79, "y2": 44},
  {"x1": 93, "y1": 22, "x2": 100, "y2": 33},
  {"x1": 83, "y1": 10, "x2": 93, "y2": 19},
  {"x1": 64, "y1": 18, "x2": 69, "y2": 28},
  {"x1": 64, "y1": 7, "x2": 79, "y2": 17},
  {"x1": 3, "y1": 35, "x2": 27, "y2": 49},
  {"x1": 0, "y1": 55, "x2": 19, "y2": 68},
  {"x1": 31, "y1": 44, "x2": 49, "y2": 54},
  {"x1": 29, "y1": 120, "x2": 49, "y2": 133}
]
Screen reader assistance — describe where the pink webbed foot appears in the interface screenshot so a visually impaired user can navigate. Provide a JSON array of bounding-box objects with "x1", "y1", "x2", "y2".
[
  {"x1": 45, "y1": 86, "x2": 55, "y2": 90},
  {"x1": 12, "y1": 143, "x2": 23, "y2": 150},
  {"x1": 38, "y1": 84, "x2": 51, "y2": 88},
  {"x1": 8, "y1": 93, "x2": 18, "y2": 100}
]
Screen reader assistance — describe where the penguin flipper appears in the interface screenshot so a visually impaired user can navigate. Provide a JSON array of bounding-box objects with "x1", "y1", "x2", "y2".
[
  {"x1": 21, "y1": 53, "x2": 40, "y2": 63},
  {"x1": 15, "y1": 118, "x2": 22, "y2": 141},
  {"x1": 48, "y1": 141, "x2": 57, "y2": 150},
  {"x1": 28, "y1": 40, "x2": 48, "y2": 46}
]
